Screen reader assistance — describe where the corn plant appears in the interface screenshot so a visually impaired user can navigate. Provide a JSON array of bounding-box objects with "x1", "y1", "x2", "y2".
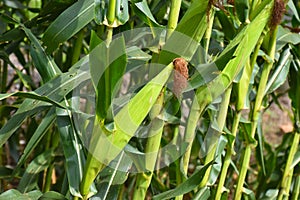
[{"x1": 0, "y1": 0, "x2": 300, "y2": 199}]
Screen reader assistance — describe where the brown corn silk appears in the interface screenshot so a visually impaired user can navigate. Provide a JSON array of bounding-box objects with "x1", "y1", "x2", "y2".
[
  {"x1": 173, "y1": 58, "x2": 189, "y2": 98},
  {"x1": 270, "y1": 0, "x2": 286, "y2": 28}
]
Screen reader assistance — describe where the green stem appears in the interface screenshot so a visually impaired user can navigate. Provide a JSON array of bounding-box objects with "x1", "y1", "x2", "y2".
[
  {"x1": 182, "y1": 98, "x2": 204, "y2": 174},
  {"x1": 167, "y1": 0, "x2": 182, "y2": 38},
  {"x1": 103, "y1": 26, "x2": 114, "y2": 120},
  {"x1": 179, "y1": 98, "x2": 203, "y2": 198},
  {"x1": 43, "y1": 130, "x2": 60, "y2": 192},
  {"x1": 118, "y1": 185, "x2": 125, "y2": 200},
  {"x1": 81, "y1": 155, "x2": 105, "y2": 199},
  {"x1": 80, "y1": 117, "x2": 106, "y2": 198},
  {"x1": 166, "y1": 1, "x2": 184, "y2": 193},
  {"x1": 234, "y1": 27, "x2": 278, "y2": 200},
  {"x1": 203, "y1": 9, "x2": 215, "y2": 54},
  {"x1": 132, "y1": 92, "x2": 164, "y2": 200},
  {"x1": 215, "y1": 36, "x2": 263, "y2": 198},
  {"x1": 278, "y1": 132, "x2": 300, "y2": 200},
  {"x1": 132, "y1": 119, "x2": 164, "y2": 200},
  {"x1": 182, "y1": 89, "x2": 215, "y2": 181},
  {"x1": 71, "y1": 30, "x2": 85, "y2": 66},
  {"x1": 43, "y1": 164, "x2": 54, "y2": 192},
  {"x1": 215, "y1": 112, "x2": 241, "y2": 199},
  {"x1": 81, "y1": 11, "x2": 115, "y2": 198},
  {"x1": 199, "y1": 85, "x2": 232, "y2": 187},
  {"x1": 292, "y1": 175, "x2": 300, "y2": 200},
  {"x1": 235, "y1": 144, "x2": 252, "y2": 199},
  {"x1": 107, "y1": 0, "x2": 116, "y2": 25},
  {"x1": 174, "y1": 126, "x2": 183, "y2": 200},
  {"x1": 181, "y1": 7, "x2": 215, "y2": 184},
  {"x1": 43, "y1": 131, "x2": 52, "y2": 191}
]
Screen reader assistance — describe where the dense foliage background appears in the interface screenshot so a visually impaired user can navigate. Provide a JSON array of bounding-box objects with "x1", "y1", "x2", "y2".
[{"x1": 0, "y1": 0, "x2": 300, "y2": 199}]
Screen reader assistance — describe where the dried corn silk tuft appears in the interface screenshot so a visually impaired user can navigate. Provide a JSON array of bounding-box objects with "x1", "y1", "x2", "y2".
[
  {"x1": 173, "y1": 58, "x2": 188, "y2": 98},
  {"x1": 270, "y1": 0, "x2": 286, "y2": 28}
]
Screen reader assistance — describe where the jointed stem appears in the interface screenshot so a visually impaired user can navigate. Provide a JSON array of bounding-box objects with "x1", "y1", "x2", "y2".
[
  {"x1": 199, "y1": 85, "x2": 232, "y2": 187},
  {"x1": 167, "y1": 0, "x2": 182, "y2": 38},
  {"x1": 278, "y1": 132, "x2": 300, "y2": 200},
  {"x1": 107, "y1": 0, "x2": 116, "y2": 25},
  {"x1": 132, "y1": 91, "x2": 164, "y2": 200},
  {"x1": 235, "y1": 27, "x2": 278, "y2": 200},
  {"x1": 216, "y1": 35, "x2": 264, "y2": 198},
  {"x1": 71, "y1": 30, "x2": 85, "y2": 65},
  {"x1": 182, "y1": 98, "x2": 203, "y2": 175},
  {"x1": 292, "y1": 175, "x2": 300, "y2": 200},
  {"x1": 215, "y1": 112, "x2": 241, "y2": 199},
  {"x1": 181, "y1": 1, "x2": 215, "y2": 186},
  {"x1": 203, "y1": 9, "x2": 215, "y2": 54}
]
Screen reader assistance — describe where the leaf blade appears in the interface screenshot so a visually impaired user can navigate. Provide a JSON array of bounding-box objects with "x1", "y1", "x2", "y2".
[{"x1": 42, "y1": 0, "x2": 94, "y2": 52}]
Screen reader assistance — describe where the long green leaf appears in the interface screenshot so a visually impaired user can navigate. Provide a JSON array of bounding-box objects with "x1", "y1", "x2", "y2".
[
  {"x1": 17, "y1": 149, "x2": 54, "y2": 193},
  {"x1": 56, "y1": 107, "x2": 91, "y2": 198},
  {"x1": 42, "y1": 0, "x2": 94, "y2": 53},
  {"x1": 90, "y1": 36, "x2": 127, "y2": 120},
  {"x1": 22, "y1": 26, "x2": 61, "y2": 82},
  {"x1": 152, "y1": 162, "x2": 213, "y2": 200},
  {"x1": 289, "y1": 56, "x2": 300, "y2": 130},
  {"x1": 0, "y1": 57, "x2": 89, "y2": 147},
  {"x1": 195, "y1": 0, "x2": 274, "y2": 107},
  {"x1": 158, "y1": 0, "x2": 209, "y2": 64},
  {"x1": 291, "y1": 150, "x2": 300, "y2": 169},
  {"x1": 0, "y1": 27, "x2": 25, "y2": 43},
  {"x1": 131, "y1": 0, "x2": 162, "y2": 27},
  {"x1": 265, "y1": 46, "x2": 292, "y2": 94},
  {"x1": 80, "y1": 62, "x2": 174, "y2": 197},
  {"x1": 0, "y1": 91, "x2": 66, "y2": 108},
  {"x1": 287, "y1": 0, "x2": 300, "y2": 21},
  {"x1": 14, "y1": 108, "x2": 56, "y2": 173},
  {"x1": 235, "y1": 0, "x2": 250, "y2": 23}
]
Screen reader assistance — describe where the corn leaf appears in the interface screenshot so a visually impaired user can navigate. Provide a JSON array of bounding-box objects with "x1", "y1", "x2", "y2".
[
  {"x1": 14, "y1": 108, "x2": 56, "y2": 173},
  {"x1": 0, "y1": 189, "x2": 43, "y2": 199},
  {"x1": 0, "y1": 91, "x2": 66, "y2": 108},
  {"x1": 42, "y1": 0, "x2": 94, "y2": 53},
  {"x1": 90, "y1": 36, "x2": 127, "y2": 120},
  {"x1": 152, "y1": 162, "x2": 213, "y2": 200},
  {"x1": 81, "y1": 62, "x2": 174, "y2": 196},
  {"x1": 131, "y1": 0, "x2": 162, "y2": 27},
  {"x1": 40, "y1": 191, "x2": 68, "y2": 200},
  {"x1": 0, "y1": 57, "x2": 89, "y2": 146},
  {"x1": 22, "y1": 26, "x2": 61, "y2": 82},
  {"x1": 17, "y1": 149, "x2": 54, "y2": 193},
  {"x1": 56, "y1": 107, "x2": 92, "y2": 198},
  {"x1": 158, "y1": 0, "x2": 209, "y2": 64},
  {"x1": 195, "y1": 0, "x2": 274, "y2": 108}
]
